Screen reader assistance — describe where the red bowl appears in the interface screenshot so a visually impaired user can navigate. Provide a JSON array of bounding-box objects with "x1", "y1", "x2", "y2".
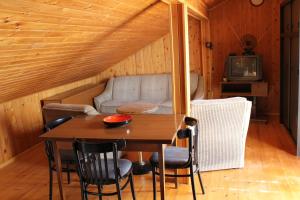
[{"x1": 103, "y1": 114, "x2": 132, "y2": 127}]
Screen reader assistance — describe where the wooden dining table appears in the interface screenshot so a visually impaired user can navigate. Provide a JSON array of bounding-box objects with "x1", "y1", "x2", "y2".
[{"x1": 40, "y1": 114, "x2": 185, "y2": 200}]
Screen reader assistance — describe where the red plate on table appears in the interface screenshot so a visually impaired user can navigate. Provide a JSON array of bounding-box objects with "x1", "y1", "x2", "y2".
[{"x1": 103, "y1": 114, "x2": 132, "y2": 128}]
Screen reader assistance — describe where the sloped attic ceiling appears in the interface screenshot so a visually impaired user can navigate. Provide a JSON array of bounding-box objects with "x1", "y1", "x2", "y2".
[{"x1": 0, "y1": 0, "x2": 169, "y2": 103}]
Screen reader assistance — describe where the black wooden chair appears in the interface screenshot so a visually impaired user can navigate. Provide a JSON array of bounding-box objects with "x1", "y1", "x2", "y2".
[
  {"x1": 149, "y1": 117, "x2": 205, "y2": 200},
  {"x1": 73, "y1": 139, "x2": 136, "y2": 200},
  {"x1": 44, "y1": 116, "x2": 76, "y2": 200}
]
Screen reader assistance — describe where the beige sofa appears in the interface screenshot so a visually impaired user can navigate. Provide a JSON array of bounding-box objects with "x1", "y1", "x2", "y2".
[
  {"x1": 42, "y1": 73, "x2": 204, "y2": 121},
  {"x1": 94, "y1": 73, "x2": 204, "y2": 114}
]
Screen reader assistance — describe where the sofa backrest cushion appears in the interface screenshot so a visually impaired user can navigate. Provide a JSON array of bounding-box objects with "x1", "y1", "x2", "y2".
[
  {"x1": 112, "y1": 76, "x2": 141, "y2": 101},
  {"x1": 140, "y1": 74, "x2": 169, "y2": 103}
]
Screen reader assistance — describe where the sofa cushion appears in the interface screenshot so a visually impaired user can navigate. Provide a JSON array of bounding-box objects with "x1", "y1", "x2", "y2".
[
  {"x1": 112, "y1": 76, "x2": 141, "y2": 102},
  {"x1": 140, "y1": 74, "x2": 169, "y2": 103},
  {"x1": 155, "y1": 100, "x2": 173, "y2": 114},
  {"x1": 101, "y1": 100, "x2": 128, "y2": 114},
  {"x1": 159, "y1": 101, "x2": 172, "y2": 108}
]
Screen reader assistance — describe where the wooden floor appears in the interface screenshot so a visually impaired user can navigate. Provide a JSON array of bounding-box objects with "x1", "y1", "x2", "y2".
[{"x1": 0, "y1": 120, "x2": 300, "y2": 200}]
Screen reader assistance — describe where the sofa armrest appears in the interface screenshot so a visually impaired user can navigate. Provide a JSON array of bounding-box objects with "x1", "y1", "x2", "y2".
[
  {"x1": 94, "y1": 78, "x2": 114, "y2": 111},
  {"x1": 42, "y1": 103, "x2": 99, "y2": 123},
  {"x1": 193, "y1": 75, "x2": 205, "y2": 100}
]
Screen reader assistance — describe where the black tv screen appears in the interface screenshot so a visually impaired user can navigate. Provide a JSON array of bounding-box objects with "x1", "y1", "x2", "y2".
[{"x1": 226, "y1": 56, "x2": 262, "y2": 81}]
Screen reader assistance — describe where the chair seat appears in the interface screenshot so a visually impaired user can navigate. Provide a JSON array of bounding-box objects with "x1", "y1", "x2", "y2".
[
  {"x1": 83, "y1": 159, "x2": 132, "y2": 184},
  {"x1": 150, "y1": 146, "x2": 189, "y2": 169}
]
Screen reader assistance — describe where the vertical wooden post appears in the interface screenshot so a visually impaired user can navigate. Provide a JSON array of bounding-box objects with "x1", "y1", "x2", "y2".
[
  {"x1": 169, "y1": 2, "x2": 191, "y2": 115},
  {"x1": 169, "y1": 1, "x2": 191, "y2": 184},
  {"x1": 201, "y1": 19, "x2": 212, "y2": 99}
]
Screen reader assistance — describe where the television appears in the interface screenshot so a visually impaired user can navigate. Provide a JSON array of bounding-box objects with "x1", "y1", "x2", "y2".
[{"x1": 226, "y1": 55, "x2": 262, "y2": 81}]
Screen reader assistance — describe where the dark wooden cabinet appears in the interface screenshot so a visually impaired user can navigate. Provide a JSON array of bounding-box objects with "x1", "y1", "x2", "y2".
[
  {"x1": 220, "y1": 81, "x2": 268, "y2": 122},
  {"x1": 281, "y1": 37, "x2": 291, "y2": 127},
  {"x1": 282, "y1": 3, "x2": 291, "y2": 33},
  {"x1": 280, "y1": 0, "x2": 300, "y2": 155},
  {"x1": 292, "y1": 0, "x2": 300, "y2": 33}
]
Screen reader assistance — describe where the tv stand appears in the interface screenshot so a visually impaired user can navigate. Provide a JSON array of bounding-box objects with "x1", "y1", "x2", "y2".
[{"x1": 220, "y1": 81, "x2": 268, "y2": 122}]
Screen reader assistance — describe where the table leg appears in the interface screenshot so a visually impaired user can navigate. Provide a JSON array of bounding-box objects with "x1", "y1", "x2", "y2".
[
  {"x1": 132, "y1": 152, "x2": 151, "y2": 175},
  {"x1": 158, "y1": 144, "x2": 166, "y2": 200},
  {"x1": 53, "y1": 141, "x2": 66, "y2": 200}
]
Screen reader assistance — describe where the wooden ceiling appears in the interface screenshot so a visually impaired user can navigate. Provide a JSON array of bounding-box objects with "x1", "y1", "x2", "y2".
[{"x1": 0, "y1": 0, "x2": 170, "y2": 103}]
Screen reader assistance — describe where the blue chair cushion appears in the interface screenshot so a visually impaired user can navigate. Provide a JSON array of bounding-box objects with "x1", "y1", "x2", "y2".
[
  {"x1": 81, "y1": 158, "x2": 132, "y2": 184},
  {"x1": 150, "y1": 146, "x2": 189, "y2": 169}
]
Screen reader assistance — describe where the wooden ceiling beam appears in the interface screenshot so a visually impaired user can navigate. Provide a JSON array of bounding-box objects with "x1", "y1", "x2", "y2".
[{"x1": 161, "y1": 0, "x2": 208, "y2": 19}]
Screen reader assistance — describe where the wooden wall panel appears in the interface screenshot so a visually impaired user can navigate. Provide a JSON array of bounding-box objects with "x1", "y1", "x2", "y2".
[
  {"x1": 99, "y1": 34, "x2": 172, "y2": 79},
  {"x1": 209, "y1": 0, "x2": 280, "y2": 115},
  {"x1": 203, "y1": 0, "x2": 226, "y2": 8},
  {"x1": 189, "y1": 16, "x2": 202, "y2": 73},
  {"x1": 0, "y1": 0, "x2": 170, "y2": 103},
  {"x1": 99, "y1": 16, "x2": 203, "y2": 79},
  {"x1": 200, "y1": 19, "x2": 213, "y2": 98},
  {"x1": 0, "y1": 75, "x2": 101, "y2": 165}
]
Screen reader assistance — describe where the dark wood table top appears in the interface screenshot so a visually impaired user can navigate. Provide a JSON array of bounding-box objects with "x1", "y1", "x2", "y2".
[{"x1": 41, "y1": 114, "x2": 185, "y2": 144}]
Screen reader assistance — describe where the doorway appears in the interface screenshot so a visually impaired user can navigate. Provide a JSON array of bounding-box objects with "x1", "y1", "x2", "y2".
[{"x1": 280, "y1": 0, "x2": 300, "y2": 155}]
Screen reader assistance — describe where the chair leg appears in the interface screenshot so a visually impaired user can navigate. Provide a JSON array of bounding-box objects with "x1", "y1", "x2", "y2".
[
  {"x1": 190, "y1": 166, "x2": 197, "y2": 200},
  {"x1": 84, "y1": 184, "x2": 89, "y2": 200},
  {"x1": 97, "y1": 185, "x2": 102, "y2": 200},
  {"x1": 197, "y1": 171, "x2": 205, "y2": 195},
  {"x1": 49, "y1": 168, "x2": 53, "y2": 200},
  {"x1": 79, "y1": 180, "x2": 85, "y2": 200},
  {"x1": 116, "y1": 181, "x2": 122, "y2": 200},
  {"x1": 129, "y1": 172, "x2": 136, "y2": 200},
  {"x1": 151, "y1": 165, "x2": 156, "y2": 200},
  {"x1": 66, "y1": 162, "x2": 71, "y2": 184},
  {"x1": 174, "y1": 169, "x2": 178, "y2": 189}
]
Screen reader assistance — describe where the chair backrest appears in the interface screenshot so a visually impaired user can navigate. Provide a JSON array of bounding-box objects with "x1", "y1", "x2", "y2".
[
  {"x1": 177, "y1": 117, "x2": 199, "y2": 166},
  {"x1": 73, "y1": 140, "x2": 126, "y2": 185},
  {"x1": 185, "y1": 117, "x2": 200, "y2": 166},
  {"x1": 44, "y1": 116, "x2": 73, "y2": 161}
]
